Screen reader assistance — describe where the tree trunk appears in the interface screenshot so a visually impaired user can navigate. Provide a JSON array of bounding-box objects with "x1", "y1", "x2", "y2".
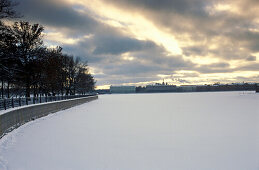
[
  {"x1": 1, "y1": 79, "x2": 4, "y2": 98},
  {"x1": 26, "y1": 82, "x2": 30, "y2": 97},
  {"x1": 7, "y1": 81, "x2": 10, "y2": 98},
  {"x1": 61, "y1": 85, "x2": 64, "y2": 96},
  {"x1": 33, "y1": 85, "x2": 36, "y2": 97}
]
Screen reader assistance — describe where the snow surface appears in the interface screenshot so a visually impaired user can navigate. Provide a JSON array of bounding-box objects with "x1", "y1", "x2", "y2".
[{"x1": 0, "y1": 91, "x2": 258, "y2": 170}]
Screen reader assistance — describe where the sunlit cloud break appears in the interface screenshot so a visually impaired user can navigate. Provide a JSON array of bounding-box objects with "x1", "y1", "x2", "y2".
[{"x1": 16, "y1": 0, "x2": 259, "y2": 88}]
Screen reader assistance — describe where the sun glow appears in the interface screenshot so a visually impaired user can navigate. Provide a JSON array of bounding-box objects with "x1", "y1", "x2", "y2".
[
  {"x1": 206, "y1": 3, "x2": 240, "y2": 16},
  {"x1": 70, "y1": 0, "x2": 182, "y2": 55},
  {"x1": 44, "y1": 31, "x2": 80, "y2": 45},
  {"x1": 122, "y1": 52, "x2": 135, "y2": 61}
]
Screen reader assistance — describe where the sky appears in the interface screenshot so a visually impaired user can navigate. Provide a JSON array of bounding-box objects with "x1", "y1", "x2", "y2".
[{"x1": 15, "y1": 0, "x2": 259, "y2": 89}]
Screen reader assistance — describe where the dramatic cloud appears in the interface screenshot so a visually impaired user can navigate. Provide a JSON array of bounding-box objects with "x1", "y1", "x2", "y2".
[
  {"x1": 16, "y1": 0, "x2": 98, "y2": 32},
  {"x1": 14, "y1": 0, "x2": 259, "y2": 88}
]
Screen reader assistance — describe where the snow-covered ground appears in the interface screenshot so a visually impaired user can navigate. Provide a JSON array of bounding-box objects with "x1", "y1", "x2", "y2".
[{"x1": 0, "y1": 92, "x2": 258, "y2": 170}]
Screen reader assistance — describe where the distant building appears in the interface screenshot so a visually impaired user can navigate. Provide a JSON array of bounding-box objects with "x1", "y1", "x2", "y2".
[
  {"x1": 94, "y1": 89, "x2": 111, "y2": 94},
  {"x1": 145, "y1": 84, "x2": 177, "y2": 92},
  {"x1": 110, "y1": 86, "x2": 136, "y2": 93},
  {"x1": 256, "y1": 84, "x2": 259, "y2": 93},
  {"x1": 180, "y1": 85, "x2": 197, "y2": 92}
]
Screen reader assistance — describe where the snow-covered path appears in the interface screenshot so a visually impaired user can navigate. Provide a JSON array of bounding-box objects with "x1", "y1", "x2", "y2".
[{"x1": 0, "y1": 92, "x2": 259, "y2": 170}]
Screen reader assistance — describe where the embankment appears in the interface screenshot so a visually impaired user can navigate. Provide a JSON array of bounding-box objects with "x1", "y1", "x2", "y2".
[{"x1": 0, "y1": 95, "x2": 98, "y2": 138}]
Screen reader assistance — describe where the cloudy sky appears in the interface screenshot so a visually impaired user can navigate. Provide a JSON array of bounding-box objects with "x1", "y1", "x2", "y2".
[{"x1": 15, "y1": 0, "x2": 259, "y2": 88}]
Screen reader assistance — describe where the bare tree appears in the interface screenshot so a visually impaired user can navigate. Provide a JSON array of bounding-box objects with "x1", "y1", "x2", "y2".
[
  {"x1": 75, "y1": 64, "x2": 95, "y2": 94},
  {"x1": 0, "y1": 20, "x2": 17, "y2": 98},
  {"x1": 12, "y1": 21, "x2": 44, "y2": 97}
]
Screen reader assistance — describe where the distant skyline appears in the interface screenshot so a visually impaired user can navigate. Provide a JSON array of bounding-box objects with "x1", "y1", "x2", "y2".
[{"x1": 15, "y1": 0, "x2": 259, "y2": 89}]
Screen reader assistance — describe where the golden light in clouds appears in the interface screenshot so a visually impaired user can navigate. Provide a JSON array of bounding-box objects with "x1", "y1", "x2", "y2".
[
  {"x1": 44, "y1": 32, "x2": 81, "y2": 45},
  {"x1": 122, "y1": 52, "x2": 135, "y2": 61},
  {"x1": 73, "y1": 0, "x2": 182, "y2": 55},
  {"x1": 39, "y1": 0, "x2": 259, "y2": 88},
  {"x1": 95, "y1": 84, "x2": 111, "y2": 90}
]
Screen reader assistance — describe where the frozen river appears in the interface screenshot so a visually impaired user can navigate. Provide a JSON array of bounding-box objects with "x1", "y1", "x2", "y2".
[{"x1": 0, "y1": 92, "x2": 259, "y2": 170}]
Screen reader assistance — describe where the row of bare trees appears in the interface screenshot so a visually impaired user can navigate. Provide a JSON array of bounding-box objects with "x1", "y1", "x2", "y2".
[{"x1": 0, "y1": 0, "x2": 95, "y2": 98}]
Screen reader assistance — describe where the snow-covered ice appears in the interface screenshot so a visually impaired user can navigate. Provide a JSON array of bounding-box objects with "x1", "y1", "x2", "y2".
[{"x1": 0, "y1": 92, "x2": 258, "y2": 170}]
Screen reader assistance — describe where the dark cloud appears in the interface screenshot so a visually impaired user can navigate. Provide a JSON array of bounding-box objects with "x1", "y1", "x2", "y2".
[
  {"x1": 65, "y1": 37, "x2": 195, "y2": 75},
  {"x1": 15, "y1": 0, "x2": 98, "y2": 33},
  {"x1": 196, "y1": 62, "x2": 233, "y2": 73},
  {"x1": 174, "y1": 78, "x2": 191, "y2": 84},
  {"x1": 237, "y1": 63, "x2": 259, "y2": 71},
  {"x1": 92, "y1": 35, "x2": 156, "y2": 55},
  {"x1": 62, "y1": 33, "x2": 159, "y2": 63},
  {"x1": 183, "y1": 45, "x2": 208, "y2": 56},
  {"x1": 104, "y1": 0, "x2": 210, "y2": 15},
  {"x1": 225, "y1": 29, "x2": 259, "y2": 53},
  {"x1": 96, "y1": 76, "x2": 158, "y2": 86},
  {"x1": 235, "y1": 75, "x2": 259, "y2": 82},
  {"x1": 246, "y1": 55, "x2": 256, "y2": 61}
]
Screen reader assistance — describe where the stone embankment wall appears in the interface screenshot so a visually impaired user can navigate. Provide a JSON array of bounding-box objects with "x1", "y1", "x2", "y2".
[{"x1": 0, "y1": 95, "x2": 98, "y2": 138}]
